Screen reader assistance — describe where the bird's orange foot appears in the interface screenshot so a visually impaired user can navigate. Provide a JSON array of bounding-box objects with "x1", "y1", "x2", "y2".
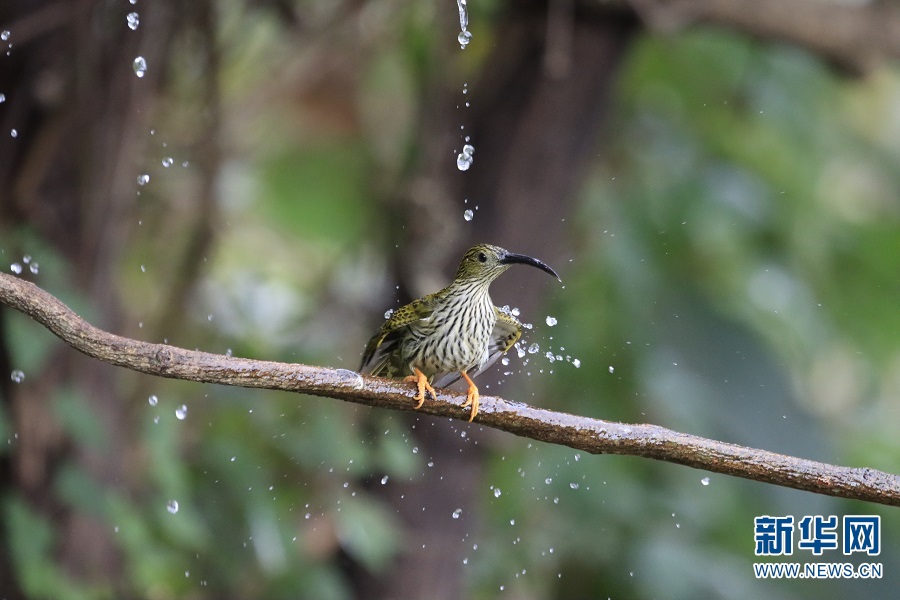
[
  {"x1": 460, "y1": 371, "x2": 479, "y2": 422},
  {"x1": 403, "y1": 367, "x2": 436, "y2": 410}
]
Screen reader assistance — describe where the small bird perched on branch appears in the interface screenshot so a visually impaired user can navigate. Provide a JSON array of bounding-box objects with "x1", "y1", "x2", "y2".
[{"x1": 359, "y1": 243, "x2": 560, "y2": 422}]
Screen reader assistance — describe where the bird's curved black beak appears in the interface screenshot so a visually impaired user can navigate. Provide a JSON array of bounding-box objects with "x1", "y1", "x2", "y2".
[{"x1": 500, "y1": 251, "x2": 562, "y2": 282}]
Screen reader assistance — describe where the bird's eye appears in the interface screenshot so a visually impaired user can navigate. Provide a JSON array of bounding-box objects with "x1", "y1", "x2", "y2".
[{"x1": 477, "y1": 252, "x2": 487, "y2": 263}]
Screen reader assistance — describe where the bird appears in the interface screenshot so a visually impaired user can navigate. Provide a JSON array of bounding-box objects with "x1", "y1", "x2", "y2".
[{"x1": 359, "y1": 243, "x2": 560, "y2": 422}]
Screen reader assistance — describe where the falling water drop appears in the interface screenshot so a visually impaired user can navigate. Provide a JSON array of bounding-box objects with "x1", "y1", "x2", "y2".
[
  {"x1": 166, "y1": 499, "x2": 180, "y2": 514},
  {"x1": 132, "y1": 56, "x2": 147, "y2": 78},
  {"x1": 463, "y1": 209, "x2": 474, "y2": 221},
  {"x1": 175, "y1": 404, "x2": 188, "y2": 420},
  {"x1": 456, "y1": 144, "x2": 475, "y2": 171},
  {"x1": 10, "y1": 370, "x2": 25, "y2": 383},
  {"x1": 456, "y1": 0, "x2": 471, "y2": 48},
  {"x1": 126, "y1": 12, "x2": 140, "y2": 30}
]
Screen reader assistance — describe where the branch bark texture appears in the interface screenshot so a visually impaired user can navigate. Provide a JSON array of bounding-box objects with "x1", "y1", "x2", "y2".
[{"x1": 1, "y1": 272, "x2": 898, "y2": 507}]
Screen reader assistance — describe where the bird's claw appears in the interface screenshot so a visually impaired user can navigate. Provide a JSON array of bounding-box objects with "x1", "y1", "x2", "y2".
[
  {"x1": 406, "y1": 368, "x2": 435, "y2": 410},
  {"x1": 460, "y1": 371, "x2": 479, "y2": 422}
]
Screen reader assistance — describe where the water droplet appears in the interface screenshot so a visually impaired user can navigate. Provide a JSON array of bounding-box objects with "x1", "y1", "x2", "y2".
[
  {"x1": 0, "y1": 94, "x2": 5, "y2": 103},
  {"x1": 126, "y1": 12, "x2": 140, "y2": 30},
  {"x1": 452, "y1": 508, "x2": 462, "y2": 519},
  {"x1": 148, "y1": 394, "x2": 158, "y2": 406},
  {"x1": 10, "y1": 129, "x2": 18, "y2": 138},
  {"x1": 701, "y1": 477, "x2": 710, "y2": 486},
  {"x1": 545, "y1": 351, "x2": 556, "y2": 362},
  {"x1": 137, "y1": 173, "x2": 150, "y2": 186},
  {"x1": 463, "y1": 209, "x2": 474, "y2": 221},
  {"x1": 545, "y1": 316, "x2": 557, "y2": 326},
  {"x1": 500, "y1": 356, "x2": 510, "y2": 366},
  {"x1": 380, "y1": 475, "x2": 389, "y2": 485},
  {"x1": 384, "y1": 309, "x2": 394, "y2": 320},
  {"x1": 132, "y1": 56, "x2": 147, "y2": 78},
  {"x1": 457, "y1": 30, "x2": 472, "y2": 48},
  {"x1": 0, "y1": 31, "x2": 9, "y2": 41},
  {"x1": 161, "y1": 156, "x2": 174, "y2": 167},
  {"x1": 10, "y1": 370, "x2": 25, "y2": 383},
  {"x1": 493, "y1": 487, "x2": 502, "y2": 498},
  {"x1": 175, "y1": 404, "x2": 187, "y2": 420},
  {"x1": 456, "y1": 0, "x2": 469, "y2": 33},
  {"x1": 166, "y1": 499, "x2": 179, "y2": 514},
  {"x1": 569, "y1": 482, "x2": 579, "y2": 490},
  {"x1": 527, "y1": 343, "x2": 539, "y2": 354},
  {"x1": 456, "y1": 144, "x2": 475, "y2": 171},
  {"x1": 544, "y1": 477, "x2": 552, "y2": 484},
  {"x1": 28, "y1": 262, "x2": 39, "y2": 274},
  {"x1": 572, "y1": 358, "x2": 581, "y2": 368},
  {"x1": 608, "y1": 365, "x2": 614, "y2": 373},
  {"x1": 10, "y1": 263, "x2": 22, "y2": 274}
]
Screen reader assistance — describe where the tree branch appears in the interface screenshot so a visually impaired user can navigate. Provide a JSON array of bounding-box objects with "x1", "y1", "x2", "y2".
[{"x1": 1, "y1": 272, "x2": 897, "y2": 507}]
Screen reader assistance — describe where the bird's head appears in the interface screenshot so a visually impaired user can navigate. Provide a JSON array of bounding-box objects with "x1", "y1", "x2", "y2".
[{"x1": 454, "y1": 243, "x2": 561, "y2": 285}]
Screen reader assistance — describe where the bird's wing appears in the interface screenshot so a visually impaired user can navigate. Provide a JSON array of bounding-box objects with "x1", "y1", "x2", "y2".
[
  {"x1": 432, "y1": 306, "x2": 523, "y2": 387},
  {"x1": 359, "y1": 295, "x2": 436, "y2": 376}
]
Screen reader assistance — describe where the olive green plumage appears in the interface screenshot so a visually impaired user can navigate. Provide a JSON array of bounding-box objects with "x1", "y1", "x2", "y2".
[{"x1": 359, "y1": 243, "x2": 560, "y2": 421}]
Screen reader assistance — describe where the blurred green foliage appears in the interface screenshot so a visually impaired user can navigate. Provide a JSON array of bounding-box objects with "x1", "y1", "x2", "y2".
[{"x1": 1, "y1": 4, "x2": 898, "y2": 599}]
